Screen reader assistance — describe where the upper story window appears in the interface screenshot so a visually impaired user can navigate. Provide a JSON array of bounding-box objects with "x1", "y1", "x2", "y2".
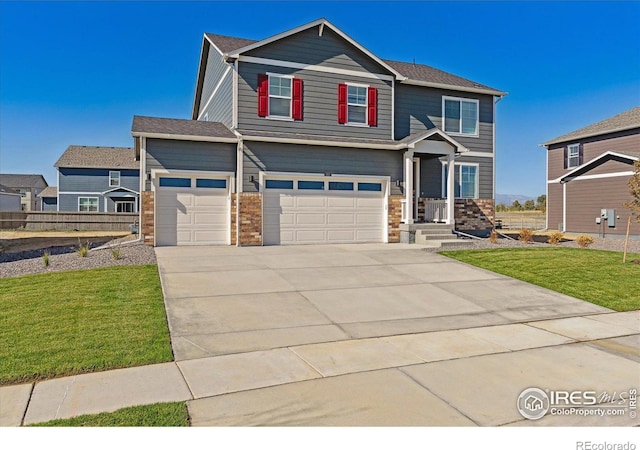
[
  {"x1": 566, "y1": 143, "x2": 581, "y2": 168},
  {"x1": 443, "y1": 96, "x2": 479, "y2": 136},
  {"x1": 257, "y1": 73, "x2": 303, "y2": 120},
  {"x1": 109, "y1": 171, "x2": 120, "y2": 187},
  {"x1": 338, "y1": 83, "x2": 377, "y2": 126},
  {"x1": 442, "y1": 162, "x2": 479, "y2": 199}
]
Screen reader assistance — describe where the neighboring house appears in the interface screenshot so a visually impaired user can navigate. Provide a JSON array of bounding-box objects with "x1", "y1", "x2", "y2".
[
  {"x1": 38, "y1": 186, "x2": 58, "y2": 211},
  {"x1": 0, "y1": 174, "x2": 48, "y2": 211},
  {"x1": 542, "y1": 106, "x2": 640, "y2": 237},
  {"x1": 132, "y1": 18, "x2": 506, "y2": 246},
  {"x1": 55, "y1": 146, "x2": 140, "y2": 213},
  {"x1": 0, "y1": 183, "x2": 22, "y2": 211}
]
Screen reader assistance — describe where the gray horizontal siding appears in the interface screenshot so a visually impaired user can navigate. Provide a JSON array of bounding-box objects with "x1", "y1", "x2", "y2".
[
  {"x1": 246, "y1": 26, "x2": 390, "y2": 75},
  {"x1": 145, "y1": 138, "x2": 236, "y2": 190},
  {"x1": 59, "y1": 168, "x2": 139, "y2": 193},
  {"x1": 242, "y1": 141, "x2": 402, "y2": 195},
  {"x1": 58, "y1": 194, "x2": 138, "y2": 212},
  {"x1": 456, "y1": 156, "x2": 494, "y2": 199},
  {"x1": 395, "y1": 84, "x2": 494, "y2": 153},
  {"x1": 237, "y1": 62, "x2": 392, "y2": 140},
  {"x1": 202, "y1": 71, "x2": 233, "y2": 128},
  {"x1": 41, "y1": 198, "x2": 58, "y2": 211},
  {"x1": 417, "y1": 155, "x2": 493, "y2": 199},
  {"x1": 199, "y1": 45, "x2": 233, "y2": 124}
]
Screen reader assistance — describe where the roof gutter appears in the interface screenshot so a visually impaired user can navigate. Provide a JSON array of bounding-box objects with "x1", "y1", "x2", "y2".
[
  {"x1": 240, "y1": 134, "x2": 401, "y2": 150},
  {"x1": 131, "y1": 131, "x2": 238, "y2": 144},
  {"x1": 401, "y1": 79, "x2": 506, "y2": 97}
]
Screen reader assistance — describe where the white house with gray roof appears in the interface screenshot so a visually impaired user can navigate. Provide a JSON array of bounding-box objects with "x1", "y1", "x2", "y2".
[
  {"x1": 132, "y1": 18, "x2": 506, "y2": 246},
  {"x1": 55, "y1": 145, "x2": 140, "y2": 213}
]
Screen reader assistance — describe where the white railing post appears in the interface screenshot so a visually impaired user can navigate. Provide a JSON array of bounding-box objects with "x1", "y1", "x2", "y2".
[
  {"x1": 446, "y1": 154, "x2": 455, "y2": 226},
  {"x1": 404, "y1": 150, "x2": 414, "y2": 224}
]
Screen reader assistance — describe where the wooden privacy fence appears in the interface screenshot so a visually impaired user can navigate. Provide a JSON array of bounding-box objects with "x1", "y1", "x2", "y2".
[{"x1": 0, "y1": 211, "x2": 138, "y2": 231}]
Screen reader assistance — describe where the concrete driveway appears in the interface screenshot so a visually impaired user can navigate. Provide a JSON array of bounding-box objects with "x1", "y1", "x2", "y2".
[{"x1": 153, "y1": 244, "x2": 639, "y2": 426}]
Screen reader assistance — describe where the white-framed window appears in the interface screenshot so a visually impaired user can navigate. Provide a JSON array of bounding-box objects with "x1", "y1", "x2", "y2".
[
  {"x1": 442, "y1": 162, "x2": 479, "y2": 199},
  {"x1": 347, "y1": 84, "x2": 368, "y2": 125},
  {"x1": 115, "y1": 200, "x2": 135, "y2": 213},
  {"x1": 268, "y1": 73, "x2": 292, "y2": 118},
  {"x1": 567, "y1": 143, "x2": 580, "y2": 168},
  {"x1": 109, "y1": 171, "x2": 120, "y2": 187},
  {"x1": 78, "y1": 197, "x2": 99, "y2": 212},
  {"x1": 443, "y1": 96, "x2": 479, "y2": 136}
]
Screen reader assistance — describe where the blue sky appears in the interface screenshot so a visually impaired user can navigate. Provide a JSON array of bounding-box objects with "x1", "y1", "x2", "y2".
[{"x1": 1, "y1": 1, "x2": 638, "y2": 197}]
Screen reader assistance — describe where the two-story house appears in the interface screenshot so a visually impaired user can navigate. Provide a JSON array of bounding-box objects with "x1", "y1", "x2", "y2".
[
  {"x1": 0, "y1": 174, "x2": 48, "y2": 211},
  {"x1": 131, "y1": 18, "x2": 505, "y2": 246},
  {"x1": 55, "y1": 145, "x2": 140, "y2": 213},
  {"x1": 542, "y1": 106, "x2": 640, "y2": 237}
]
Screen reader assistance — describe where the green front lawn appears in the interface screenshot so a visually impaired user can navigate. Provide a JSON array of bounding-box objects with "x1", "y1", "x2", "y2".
[
  {"x1": 440, "y1": 248, "x2": 640, "y2": 311},
  {"x1": 30, "y1": 402, "x2": 189, "y2": 427},
  {"x1": 0, "y1": 265, "x2": 172, "y2": 385}
]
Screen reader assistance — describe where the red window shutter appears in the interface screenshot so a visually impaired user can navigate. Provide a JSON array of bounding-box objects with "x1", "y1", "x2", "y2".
[
  {"x1": 292, "y1": 78, "x2": 303, "y2": 120},
  {"x1": 337, "y1": 83, "x2": 347, "y2": 124},
  {"x1": 367, "y1": 87, "x2": 377, "y2": 126},
  {"x1": 257, "y1": 74, "x2": 268, "y2": 117}
]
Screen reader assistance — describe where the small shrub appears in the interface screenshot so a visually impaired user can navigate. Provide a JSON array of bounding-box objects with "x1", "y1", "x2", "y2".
[
  {"x1": 489, "y1": 230, "x2": 498, "y2": 244},
  {"x1": 77, "y1": 240, "x2": 90, "y2": 257},
  {"x1": 111, "y1": 247, "x2": 122, "y2": 261},
  {"x1": 548, "y1": 231, "x2": 564, "y2": 246},
  {"x1": 576, "y1": 235, "x2": 595, "y2": 248},
  {"x1": 42, "y1": 252, "x2": 50, "y2": 267},
  {"x1": 518, "y1": 228, "x2": 534, "y2": 243}
]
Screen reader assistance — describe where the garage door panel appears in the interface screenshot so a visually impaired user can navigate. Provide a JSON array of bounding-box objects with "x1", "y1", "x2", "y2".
[
  {"x1": 356, "y1": 196, "x2": 383, "y2": 207},
  {"x1": 327, "y1": 213, "x2": 356, "y2": 225},
  {"x1": 296, "y1": 213, "x2": 327, "y2": 225},
  {"x1": 194, "y1": 213, "x2": 228, "y2": 225},
  {"x1": 295, "y1": 230, "x2": 327, "y2": 243},
  {"x1": 326, "y1": 230, "x2": 357, "y2": 241},
  {"x1": 327, "y1": 197, "x2": 357, "y2": 208},
  {"x1": 356, "y1": 213, "x2": 382, "y2": 225},
  {"x1": 295, "y1": 196, "x2": 326, "y2": 208}
]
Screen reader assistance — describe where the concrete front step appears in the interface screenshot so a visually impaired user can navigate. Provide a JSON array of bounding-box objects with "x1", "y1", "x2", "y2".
[
  {"x1": 418, "y1": 233, "x2": 456, "y2": 241},
  {"x1": 420, "y1": 239, "x2": 470, "y2": 249}
]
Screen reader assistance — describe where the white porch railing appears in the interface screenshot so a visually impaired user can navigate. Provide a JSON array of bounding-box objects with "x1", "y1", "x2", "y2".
[
  {"x1": 400, "y1": 199, "x2": 407, "y2": 223},
  {"x1": 424, "y1": 199, "x2": 448, "y2": 223}
]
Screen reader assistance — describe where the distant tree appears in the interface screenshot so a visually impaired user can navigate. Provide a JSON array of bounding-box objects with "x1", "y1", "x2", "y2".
[
  {"x1": 625, "y1": 161, "x2": 640, "y2": 222},
  {"x1": 536, "y1": 195, "x2": 547, "y2": 213},
  {"x1": 524, "y1": 200, "x2": 535, "y2": 211},
  {"x1": 496, "y1": 202, "x2": 507, "y2": 212},
  {"x1": 511, "y1": 200, "x2": 522, "y2": 211}
]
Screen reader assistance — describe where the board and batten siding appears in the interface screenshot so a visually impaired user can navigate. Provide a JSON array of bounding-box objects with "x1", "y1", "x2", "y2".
[
  {"x1": 58, "y1": 168, "x2": 139, "y2": 193},
  {"x1": 242, "y1": 141, "x2": 402, "y2": 195},
  {"x1": 566, "y1": 177, "x2": 640, "y2": 236},
  {"x1": 198, "y1": 44, "x2": 234, "y2": 126},
  {"x1": 394, "y1": 84, "x2": 495, "y2": 154},
  {"x1": 244, "y1": 26, "x2": 391, "y2": 75},
  {"x1": 145, "y1": 138, "x2": 236, "y2": 191},
  {"x1": 547, "y1": 129, "x2": 640, "y2": 181},
  {"x1": 237, "y1": 62, "x2": 392, "y2": 140}
]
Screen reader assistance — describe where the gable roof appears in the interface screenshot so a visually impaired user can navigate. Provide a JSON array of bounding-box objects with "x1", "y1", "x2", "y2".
[
  {"x1": 0, "y1": 174, "x2": 48, "y2": 188},
  {"x1": 559, "y1": 150, "x2": 640, "y2": 183},
  {"x1": 0, "y1": 183, "x2": 20, "y2": 195},
  {"x1": 55, "y1": 146, "x2": 138, "y2": 170},
  {"x1": 196, "y1": 19, "x2": 505, "y2": 117},
  {"x1": 543, "y1": 106, "x2": 640, "y2": 147},
  {"x1": 38, "y1": 186, "x2": 58, "y2": 198},
  {"x1": 132, "y1": 116, "x2": 237, "y2": 142}
]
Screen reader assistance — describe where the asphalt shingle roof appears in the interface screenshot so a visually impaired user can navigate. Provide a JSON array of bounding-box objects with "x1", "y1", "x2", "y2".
[
  {"x1": 204, "y1": 33, "x2": 504, "y2": 95},
  {"x1": 55, "y1": 146, "x2": 138, "y2": 169},
  {"x1": 132, "y1": 116, "x2": 237, "y2": 140},
  {"x1": 38, "y1": 186, "x2": 58, "y2": 198},
  {"x1": 0, "y1": 183, "x2": 19, "y2": 195},
  {"x1": 543, "y1": 106, "x2": 640, "y2": 146},
  {"x1": 0, "y1": 174, "x2": 47, "y2": 188}
]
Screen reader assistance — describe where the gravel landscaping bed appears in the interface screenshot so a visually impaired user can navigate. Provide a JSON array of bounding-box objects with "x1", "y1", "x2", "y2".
[{"x1": 0, "y1": 239, "x2": 156, "y2": 279}]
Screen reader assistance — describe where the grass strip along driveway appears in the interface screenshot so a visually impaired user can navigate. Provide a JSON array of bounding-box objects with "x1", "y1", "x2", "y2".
[
  {"x1": 0, "y1": 265, "x2": 172, "y2": 386},
  {"x1": 441, "y1": 247, "x2": 640, "y2": 312}
]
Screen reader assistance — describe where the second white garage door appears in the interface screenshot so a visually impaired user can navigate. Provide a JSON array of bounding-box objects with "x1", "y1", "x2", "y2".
[
  {"x1": 263, "y1": 177, "x2": 386, "y2": 245},
  {"x1": 156, "y1": 175, "x2": 230, "y2": 246}
]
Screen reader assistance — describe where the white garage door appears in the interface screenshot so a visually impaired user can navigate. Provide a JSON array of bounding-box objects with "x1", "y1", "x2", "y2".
[
  {"x1": 263, "y1": 177, "x2": 386, "y2": 245},
  {"x1": 156, "y1": 176, "x2": 230, "y2": 246}
]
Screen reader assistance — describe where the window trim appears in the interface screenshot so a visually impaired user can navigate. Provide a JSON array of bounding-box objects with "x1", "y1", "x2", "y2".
[
  {"x1": 567, "y1": 143, "x2": 581, "y2": 168},
  {"x1": 266, "y1": 72, "x2": 294, "y2": 121},
  {"x1": 441, "y1": 162, "x2": 480, "y2": 199},
  {"x1": 115, "y1": 200, "x2": 135, "y2": 213},
  {"x1": 345, "y1": 82, "x2": 369, "y2": 127},
  {"x1": 78, "y1": 196, "x2": 99, "y2": 212},
  {"x1": 109, "y1": 171, "x2": 120, "y2": 187},
  {"x1": 442, "y1": 96, "x2": 479, "y2": 137}
]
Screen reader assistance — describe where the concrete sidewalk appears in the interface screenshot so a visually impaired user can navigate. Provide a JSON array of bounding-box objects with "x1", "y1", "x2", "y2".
[{"x1": 2, "y1": 311, "x2": 638, "y2": 426}]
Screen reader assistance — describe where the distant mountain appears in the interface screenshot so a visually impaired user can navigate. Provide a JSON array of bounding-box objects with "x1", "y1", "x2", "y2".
[{"x1": 496, "y1": 194, "x2": 535, "y2": 206}]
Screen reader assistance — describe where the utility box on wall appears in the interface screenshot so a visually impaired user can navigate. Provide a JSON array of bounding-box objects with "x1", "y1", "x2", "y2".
[{"x1": 601, "y1": 209, "x2": 616, "y2": 227}]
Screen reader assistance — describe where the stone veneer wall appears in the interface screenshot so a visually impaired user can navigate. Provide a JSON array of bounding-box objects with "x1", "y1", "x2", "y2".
[
  {"x1": 388, "y1": 195, "x2": 403, "y2": 243},
  {"x1": 230, "y1": 193, "x2": 237, "y2": 246},
  {"x1": 454, "y1": 199, "x2": 495, "y2": 233},
  {"x1": 141, "y1": 191, "x2": 155, "y2": 246},
  {"x1": 238, "y1": 192, "x2": 262, "y2": 246}
]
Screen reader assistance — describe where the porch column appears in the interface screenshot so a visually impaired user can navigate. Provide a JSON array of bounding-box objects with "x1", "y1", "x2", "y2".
[
  {"x1": 446, "y1": 153, "x2": 455, "y2": 225},
  {"x1": 404, "y1": 150, "x2": 414, "y2": 224}
]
